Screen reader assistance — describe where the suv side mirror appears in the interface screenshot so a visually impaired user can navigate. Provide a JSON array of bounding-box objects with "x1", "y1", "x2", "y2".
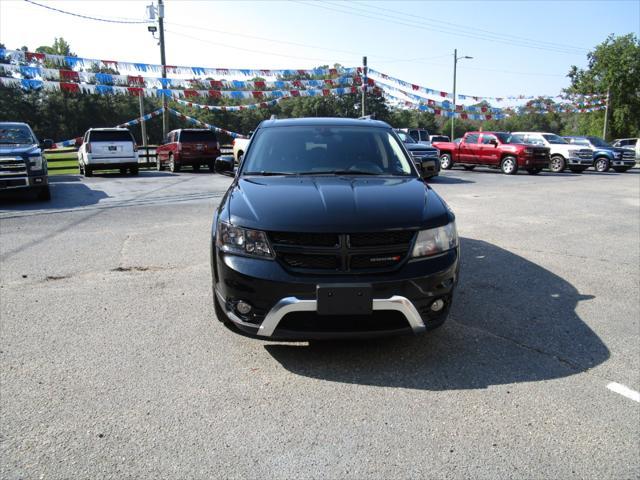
[
  {"x1": 214, "y1": 155, "x2": 236, "y2": 175},
  {"x1": 41, "y1": 139, "x2": 54, "y2": 150}
]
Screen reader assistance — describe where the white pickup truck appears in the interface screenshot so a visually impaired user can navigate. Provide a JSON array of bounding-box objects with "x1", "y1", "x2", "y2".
[
  {"x1": 232, "y1": 137, "x2": 251, "y2": 164},
  {"x1": 510, "y1": 132, "x2": 593, "y2": 173}
]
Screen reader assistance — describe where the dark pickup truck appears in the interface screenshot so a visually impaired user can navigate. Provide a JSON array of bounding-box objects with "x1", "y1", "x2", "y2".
[
  {"x1": 211, "y1": 117, "x2": 459, "y2": 340},
  {"x1": 433, "y1": 131, "x2": 550, "y2": 175},
  {"x1": 0, "y1": 122, "x2": 53, "y2": 200}
]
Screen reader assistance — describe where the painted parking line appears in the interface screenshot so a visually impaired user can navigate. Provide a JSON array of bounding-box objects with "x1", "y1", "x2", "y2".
[{"x1": 607, "y1": 382, "x2": 640, "y2": 403}]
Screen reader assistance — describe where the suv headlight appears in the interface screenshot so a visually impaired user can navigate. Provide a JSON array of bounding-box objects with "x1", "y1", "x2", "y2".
[
  {"x1": 216, "y1": 222, "x2": 274, "y2": 259},
  {"x1": 568, "y1": 149, "x2": 579, "y2": 157},
  {"x1": 30, "y1": 155, "x2": 43, "y2": 170},
  {"x1": 411, "y1": 222, "x2": 458, "y2": 258}
]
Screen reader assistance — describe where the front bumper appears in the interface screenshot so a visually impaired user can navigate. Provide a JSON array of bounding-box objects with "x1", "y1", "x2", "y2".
[
  {"x1": 567, "y1": 157, "x2": 593, "y2": 166},
  {"x1": 213, "y1": 247, "x2": 459, "y2": 340},
  {"x1": 0, "y1": 175, "x2": 47, "y2": 190},
  {"x1": 611, "y1": 159, "x2": 635, "y2": 167}
]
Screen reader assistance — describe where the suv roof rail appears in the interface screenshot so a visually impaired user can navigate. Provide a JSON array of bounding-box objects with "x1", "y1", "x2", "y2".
[{"x1": 270, "y1": 115, "x2": 277, "y2": 120}]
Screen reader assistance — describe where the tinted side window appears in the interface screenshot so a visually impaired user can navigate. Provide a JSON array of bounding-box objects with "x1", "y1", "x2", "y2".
[
  {"x1": 464, "y1": 134, "x2": 479, "y2": 144},
  {"x1": 408, "y1": 130, "x2": 419, "y2": 142},
  {"x1": 481, "y1": 134, "x2": 497, "y2": 144},
  {"x1": 180, "y1": 130, "x2": 217, "y2": 142}
]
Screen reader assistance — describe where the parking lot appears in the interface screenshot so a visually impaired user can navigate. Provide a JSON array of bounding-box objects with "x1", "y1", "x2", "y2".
[{"x1": 1, "y1": 168, "x2": 639, "y2": 478}]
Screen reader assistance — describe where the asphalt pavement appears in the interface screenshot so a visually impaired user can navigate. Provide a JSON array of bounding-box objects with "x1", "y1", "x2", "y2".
[{"x1": 1, "y1": 167, "x2": 639, "y2": 479}]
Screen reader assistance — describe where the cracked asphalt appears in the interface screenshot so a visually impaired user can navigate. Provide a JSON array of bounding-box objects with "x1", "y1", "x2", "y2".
[{"x1": 1, "y1": 167, "x2": 639, "y2": 479}]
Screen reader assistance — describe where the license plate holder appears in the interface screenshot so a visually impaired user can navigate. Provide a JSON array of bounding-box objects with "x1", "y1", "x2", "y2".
[{"x1": 317, "y1": 284, "x2": 372, "y2": 316}]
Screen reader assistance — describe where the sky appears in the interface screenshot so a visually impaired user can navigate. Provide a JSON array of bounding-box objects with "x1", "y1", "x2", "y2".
[{"x1": 1, "y1": 0, "x2": 639, "y2": 101}]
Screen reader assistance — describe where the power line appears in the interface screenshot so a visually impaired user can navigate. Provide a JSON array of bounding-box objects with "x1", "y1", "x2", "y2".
[
  {"x1": 23, "y1": 0, "x2": 148, "y2": 24},
  {"x1": 294, "y1": 0, "x2": 586, "y2": 55},
  {"x1": 164, "y1": 29, "x2": 358, "y2": 65},
  {"x1": 334, "y1": 0, "x2": 587, "y2": 54}
]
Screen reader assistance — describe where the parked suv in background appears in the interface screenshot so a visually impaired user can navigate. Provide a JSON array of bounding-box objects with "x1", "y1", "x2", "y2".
[
  {"x1": 0, "y1": 122, "x2": 52, "y2": 200},
  {"x1": 157, "y1": 128, "x2": 221, "y2": 172},
  {"x1": 611, "y1": 138, "x2": 639, "y2": 161},
  {"x1": 564, "y1": 136, "x2": 636, "y2": 173},
  {"x1": 211, "y1": 117, "x2": 459, "y2": 340},
  {"x1": 78, "y1": 128, "x2": 139, "y2": 176},
  {"x1": 232, "y1": 137, "x2": 251, "y2": 164},
  {"x1": 398, "y1": 128, "x2": 431, "y2": 145},
  {"x1": 432, "y1": 131, "x2": 549, "y2": 175},
  {"x1": 395, "y1": 130, "x2": 440, "y2": 178},
  {"x1": 510, "y1": 132, "x2": 593, "y2": 173}
]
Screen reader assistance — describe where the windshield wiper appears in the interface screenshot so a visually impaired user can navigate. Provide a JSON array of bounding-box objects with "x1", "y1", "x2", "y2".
[
  {"x1": 243, "y1": 171, "x2": 296, "y2": 176},
  {"x1": 296, "y1": 170, "x2": 380, "y2": 176}
]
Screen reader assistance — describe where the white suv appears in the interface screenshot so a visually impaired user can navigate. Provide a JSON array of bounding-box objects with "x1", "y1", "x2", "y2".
[
  {"x1": 78, "y1": 128, "x2": 139, "y2": 177},
  {"x1": 510, "y1": 132, "x2": 593, "y2": 173}
]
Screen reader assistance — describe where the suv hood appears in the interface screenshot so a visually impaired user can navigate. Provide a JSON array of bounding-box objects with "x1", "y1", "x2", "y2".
[
  {"x1": 227, "y1": 176, "x2": 451, "y2": 232},
  {"x1": 0, "y1": 144, "x2": 39, "y2": 156}
]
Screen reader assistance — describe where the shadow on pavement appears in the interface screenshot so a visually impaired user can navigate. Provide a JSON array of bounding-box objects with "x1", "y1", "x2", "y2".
[
  {"x1": 429, "y1": 175, "x2": 474, "y2": 184},
  {"x1": 0, "y1": 180, "x2": 110, "y2": 211},
  {"x1": 265, "y1": 238, "x2": 609, "y2": 390}
]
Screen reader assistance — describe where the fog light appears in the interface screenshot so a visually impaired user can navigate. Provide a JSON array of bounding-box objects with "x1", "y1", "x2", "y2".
[
  {"x1": 236, "y1": 301, "x2": 252, "y2": 315},
  {"x1": 430, "y1": 299, "x2": 445, "y2": 312}
]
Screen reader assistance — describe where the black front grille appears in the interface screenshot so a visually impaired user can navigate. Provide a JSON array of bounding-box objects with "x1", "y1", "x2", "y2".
[
  {"x1": 269, "y1": 231, "x2": 339, "y2": 247},
  {"x1": 270, "y1": 231, "x2": 415, "y2": 274},
  {"x1": 281, "y1": 253, "x2": 340, "y2": 270},
  {"x1": 277, "y1": 311, "x2": 410, "y2": 332},
  {"x1": 349, "y1": 231, "x2": 415, "y2": 247}
]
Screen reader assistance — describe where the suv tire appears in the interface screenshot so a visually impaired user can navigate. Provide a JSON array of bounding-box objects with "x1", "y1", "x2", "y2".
[
  {"x1": 462, "y1": 165, "x2": 476, "y2": 171},
  {"x1": 169, "y1": 154, "x2": 180, "y2": 173},
  {"x1": 569, "y1": 167, "x2": 586, "y2": 173},
  {"x1": 594, "y1": 157, "x2": 610, "y2": 172},
  {"x1": 526, "y1": 168, "x2": 541, "y2": 175},
  {"x1": 193, "y1": 163, "x2": 201, "y2": 172},
  {"x1": 440, "y1": 153, "x2": 453, "y2": 170},
  {"x1": 84, "y1": 165, "x2": 93, "y2": 177},
  {"x1": 500, "y1": 156, "x2": 518, "y2": 175},
  {"x1": 130, "y1": 166, "x2": 139, "y2": 175},
  {"x1": 208, "y1": 160, "x2": 215, "y2": 172},
  {"x1": 549, "y1": 155, "x2": 566, "y2": 173}
]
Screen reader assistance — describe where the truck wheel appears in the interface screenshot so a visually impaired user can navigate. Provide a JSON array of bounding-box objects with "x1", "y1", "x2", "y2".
[
  {"x1": 439, "y1": 153, "x2": 453, "y2": 170},
  {"x1": 526, "y1": 168, "x2": 541, "y2": 175},
  {"x1": 613, "y1": 167, "x2": 630, "y2": 173},
  {"x1": 462, "y1": 165, "x2": 476, "y2": 171},
  {"x1": 208, "y1": 160, "x2": 215, "y2": 172},
  {"x1": 594, "y1": 157, "x2": 610, "y2": 172},
  {"x1": 193, "y1": 163, "x2": 201, "y2": 172},
  {"x1": 549, "y1": 155, "x2": 566, "y2": 173},
  {"x1": 84, "y1": 165, "x2": 93, "y2": 177},
  {"x1": 130, "y1": 166, "x2": 139, "y2": 176},
  {"x1": 169, "y1": 154, "x2": 180, "y2": 173},
  {"x1": 37, "y1": 186, "x2": 51, "y2": 201},
  {"x1": 500, "y1": 156, "x2": 518, "y2": 175}
]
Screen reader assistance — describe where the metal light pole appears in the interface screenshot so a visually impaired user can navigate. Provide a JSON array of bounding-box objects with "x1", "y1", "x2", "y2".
[
  {"x1": 451, "y1": 49, "x2": 473, "y2": 140},
  {"x1": 602, "y1": 87, "x2": 611, "y2": 140},
  {"x1": 158, "y1": 0, "x2": 168, "y2": 138},
  {"x1": 361, "y1": 56, "x2": 368, "y2": 117}
]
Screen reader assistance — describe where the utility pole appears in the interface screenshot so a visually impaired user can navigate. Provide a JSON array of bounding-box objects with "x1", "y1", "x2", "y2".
[
  {"x1": 139, "y1": 93, "x2": 147, "y2": 146},
  {"x1": 451, "y1": 49, "x2": 457, "y2": 140},
  {"x1": 361, "y1": 56, "x2": 367, "y2": 117},
  {"x1": 602, "y1": 87, "x2": 610, "y2": 141},
  {"x1": 158, "y1": 0, "x2": 168, "y2": 138},
  {"x1": 451, "y1": 49, "x2": 473, "y2": 140}
]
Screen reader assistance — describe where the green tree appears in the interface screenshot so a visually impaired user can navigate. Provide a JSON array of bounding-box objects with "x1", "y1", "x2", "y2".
[{"x1": 565, "y1": 33, "x2": 640, "y2": 139}]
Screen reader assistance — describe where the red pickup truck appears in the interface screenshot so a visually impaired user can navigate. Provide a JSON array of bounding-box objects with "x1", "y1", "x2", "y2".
[
  {"x1": 156, "y1": 128, "x2": 221, "y2": 173},
  {"x1": 432, "y1": 131, "x2": 550, "y2": 175}
]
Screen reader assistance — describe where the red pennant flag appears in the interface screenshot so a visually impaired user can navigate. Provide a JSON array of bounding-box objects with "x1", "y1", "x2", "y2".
[
  {"x1": 461, "y1": 113, "x2": 468, "y2": 120},
  {"x1": 440, "y1": 91, "x2": 447, "y2": 97},
  {"x1": 60, "y1": 82, "x2": 80, "y2": 93},
  {"x1": 322, "y1": 89, "x2": 330, "y2": 96},
  {"x1": 252, "y1": 91, "x2": 264, "y2": 99},
  {"x1": 26, "y1": 52, "x2": 46, "y2": 62},
  {"x1": 60, "y1": 70, "x2": 80, "y2": 82},
  {"x1": 254, "y1": 81, "x2": 266, "y2": 90},
  {"x1": 329, "y1": 68, "x2": 338, "y2": 76},
  {"x1": 183, "y1": 89, "x2": 198, "y2": 98},
  {"x1": 486, "y1": 114, "x2": 493, "y2": 120},
  {"x1": 209, "y1": 80, "x2": 223, "y2": 89},
  {"x1": 127, "y1": 87, "x2": 144, "y2": 96},
  {"x1": 127, "y1": 75, "x2": 144, "y2": 86},
  {"x1": 208, "y1": 90, "x2": 222, "y2": 98},
  {"x1": 324, "y1": 79, "x2": 334, "y2": 86},
  {"x1": 412, "y1": 84, "x2": 419, "y2": 91},
  {"x1": 290, "y1": 90, "x2": 300, "y2": 97}
]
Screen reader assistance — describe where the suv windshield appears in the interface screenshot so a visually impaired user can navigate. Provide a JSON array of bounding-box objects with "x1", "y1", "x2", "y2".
[
  {"x1": 586, "y1": 136, "x2": 611, "y2": 148},
  {"x1": 495, "y1": 133, "x2": 512, "y2": 143},
  {"x1": 0, "y1": 125, "x2": 36, "y2": 145},
  {"x1": 90, "y1": 130, "x2": 134, "y2": 142},
  {"x1": 180, "y1": 130, "x2": 217, "y2": 142},
  {"x1": 542, "y1": 134, "x2": 568, "y2": 144},
  {"x1": 242, "y1": 126, "x2": 414, "y2": 176}
]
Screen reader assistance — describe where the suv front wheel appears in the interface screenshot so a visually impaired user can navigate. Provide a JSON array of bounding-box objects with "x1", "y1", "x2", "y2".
[
  {"x1": 594, "y1": 157, "x2": 610, "y2": 172},
  {"x1": 549, "y1": 155, "x2": 566, "y2": 173},
  {"x1": 500, "y1": 156, "x2": 518, "y2": 175},
  {"x1": 440, "y1": 153, "x2": 453, "y2": 170}
]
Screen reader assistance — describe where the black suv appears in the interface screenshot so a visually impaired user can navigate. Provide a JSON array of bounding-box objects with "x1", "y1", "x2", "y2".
[{"x1": 211, "y1": 118, "x2": 459, "y2": 340}]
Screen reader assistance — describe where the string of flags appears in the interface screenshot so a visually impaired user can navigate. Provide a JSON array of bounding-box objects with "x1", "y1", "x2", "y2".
[
  {"x1": 166, "y1": 108, "x2": 247, "y2": 138},
  {"x1": 382, "y1": 90, "x2": 505, "y2": 120},
  {"x1": 0, "y1": 48, "x2": 356, "y2": 78},
  {"x1": 0, "y1": 77, "x2": 363, "y2": 100},
  {"x1": 175, "y1": 97, "x2": 284, "y2": 112},
  {"x1": 0, "y1": 64, "x2": 357, "y2": 90},
  {"x1": 368, "y1": 67, "x2": 604, "y2": 103}
]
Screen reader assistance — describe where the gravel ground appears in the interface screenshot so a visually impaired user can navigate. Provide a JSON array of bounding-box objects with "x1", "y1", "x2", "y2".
[{"x1": 1, "y1": 167, "x2": 638, "y2": 479}]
